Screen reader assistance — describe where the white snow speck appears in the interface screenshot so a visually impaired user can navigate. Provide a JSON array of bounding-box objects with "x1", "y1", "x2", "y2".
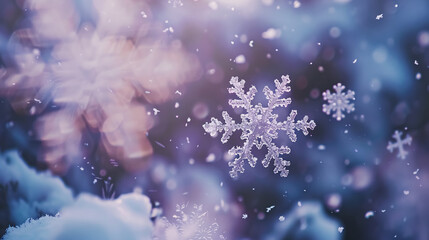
[
  {"x1": 235, "y1": 54, "x2": 246, "y2": 64},
  {"x1": 416, "y1": 72, "x2": 422, "y2": 80},
  {"x1": 208, "y1": 1, "x2": 218, "y2": 10},
  {"x1": 266, "y1": 205, "x2": 275, "y2": 213},
  {"x1": 262, "y1": 28, "x2": 281, "y2": 39},
  {"x1": 206, "y1": 153, "x2": 216, "y2": 162},
  {"x1": 365, "y1": 211, "x2": 374, "y2": 219},
  {"x1": 293, "y1": 1, "x2": 301, "y2": 8}
]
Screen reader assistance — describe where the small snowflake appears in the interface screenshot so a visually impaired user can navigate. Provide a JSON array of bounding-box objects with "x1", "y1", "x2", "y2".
[
  {"x1": 322, "y1": 83, "x2": 355, "y2": 121},
  {"x1": 203, "y1": 75, "x2": 316, "y2": 178},
  {"x1": 387, "y1": 130, "x2": 412, "y2": 159}
]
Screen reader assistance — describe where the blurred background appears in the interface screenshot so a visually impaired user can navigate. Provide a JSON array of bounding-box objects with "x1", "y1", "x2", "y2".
[{"x1": 1, "y1": 0, "x2": 429, "y2": 239}]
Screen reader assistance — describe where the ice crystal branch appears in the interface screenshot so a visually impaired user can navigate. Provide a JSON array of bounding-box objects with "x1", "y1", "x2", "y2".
[{"x1": 203, "y1": 75, "x2": 316, "y2": 178}]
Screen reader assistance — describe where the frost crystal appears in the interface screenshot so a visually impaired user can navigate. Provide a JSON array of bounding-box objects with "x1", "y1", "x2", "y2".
[
  {"x1": 322, "y1": 83, "x2": 355, "y2": 121},
  {"x1": 154, "y1": 204, "x2": 224, "y2": 240},
  {"x1": 387, "y1": 130, "x2": 412, "y2": 159},
  {"x1": 203, "y1": 75, "x2": 316, "y2": 178}
]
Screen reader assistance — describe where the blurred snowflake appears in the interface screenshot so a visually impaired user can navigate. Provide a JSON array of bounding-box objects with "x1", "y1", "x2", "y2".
[
  {"x1": 387, "y1": 130, "x2": 412, "y2": 159},
  {"x1": 154, "y1": 204, "x2": 224, "y2": 240},
  {"x1": 168, "y1": 0, "x2": 184, "y2": 7},
  {"x1": 322, "y1": 83, "x2": 355, "y2": 121},
  {"x1": 203, "y1": 75, "x2": 316, "y2": 178},
  {"x1": 0, "y1": 0, "x2": 200, "y2": 173}
]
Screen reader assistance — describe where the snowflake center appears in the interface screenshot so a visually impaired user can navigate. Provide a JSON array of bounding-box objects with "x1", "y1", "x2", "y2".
[{"x1": 253, "y1": 114, "x2": 271, "y2": 134}]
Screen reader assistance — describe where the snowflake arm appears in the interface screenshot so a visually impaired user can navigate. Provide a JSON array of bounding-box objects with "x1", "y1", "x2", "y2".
[
  {"x1": 322, "y1": 83, "x2": 355, "y2": 121},
  {"x1": 263, "y1": 75, "x2": 292, "y2": 109},
  {"x1": 204, "y1": 75, "x2": 316, "y2": 178},
  {"x1": 228, "y1": 76, "x2": 257, "y2": 110},
  {"x1": 387, "y1": 130, "x2": 412, "y2": 159},
  {"x1": 203, "y1": 111, "x2": 241, "y2": 143},
  {"x1": 263, "y1": 144, "x2": 291, "y2": 177},
  {"x1": 296, "y1": 115, "x2": 317, "y2": 136}
]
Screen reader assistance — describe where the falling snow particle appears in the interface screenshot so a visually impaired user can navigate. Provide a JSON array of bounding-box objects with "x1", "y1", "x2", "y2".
[
  {"x1": 262, "y1": 28, "x2": 281, "y2": 40},
  {"x1": 416, "y1": 72, "x2": 421, "y2": 80},
  {"x1": 338, "y1": 227, "x2": 344, "y2": 233},
  {"x1": 293, "y1": 1, "x2": 301, "y2": 8},
  {"x1": 376, "y1": 14, "x2": 383, "y2": 20},
  {"x1": 365, "y1": 211, "x2": 374, "y2": 219},
  {"x1": 206, "y1": 153, "x2": 216, "y2": 162},
  {"x1": 266, "y1": 205, "x2": 275, "y2": 213},
  {"x1": 279, "y1": 216, "x2": 285, "y2": 221},
  {"x1": 208, "y1": 1, "x2": 218, "y2": 10},
  {"x1": 242, "y1": 214, "x2": 248, "y2": 219},
  {"x1": 155, "y1": 141, "x2": 166, "y2": 148},
  {"x1": 235, "y1": 55, "x2": 246, "y2": 64}
]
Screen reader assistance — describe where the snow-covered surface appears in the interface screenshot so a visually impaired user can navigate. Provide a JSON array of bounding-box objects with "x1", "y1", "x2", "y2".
[
  {"x1": 0, "y1": 151, "x2": 73, "y2": 225},
  {"x1": 3, "y1": 192, "x2": 153, "y2": 240}
]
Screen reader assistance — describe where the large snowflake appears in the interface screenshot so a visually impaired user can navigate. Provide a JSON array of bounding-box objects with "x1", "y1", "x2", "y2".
[
  {"x1": 322, "y1": 83, "x2": 355, "y2": 121},
  {"x1": 203, "y1": 75, "x2": 316, "y2": 178},
  {"x1": 387, "y1": 130, "x2": 412, "y2": 159}
]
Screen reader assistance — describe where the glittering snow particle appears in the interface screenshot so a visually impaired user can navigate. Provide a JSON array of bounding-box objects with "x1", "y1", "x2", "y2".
[
  {"x1": 365, "y1": 211, "x2": 374, "y2": 219},
  {"x1": 322, "y1": 83, "x2": 355, "y2": 121},
  {"x1": 203, "y1": 75, "x2": 316, "y2": 178},
  {"x1": 387, "y1": 130, "x2": 412, "y2": 159}
]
